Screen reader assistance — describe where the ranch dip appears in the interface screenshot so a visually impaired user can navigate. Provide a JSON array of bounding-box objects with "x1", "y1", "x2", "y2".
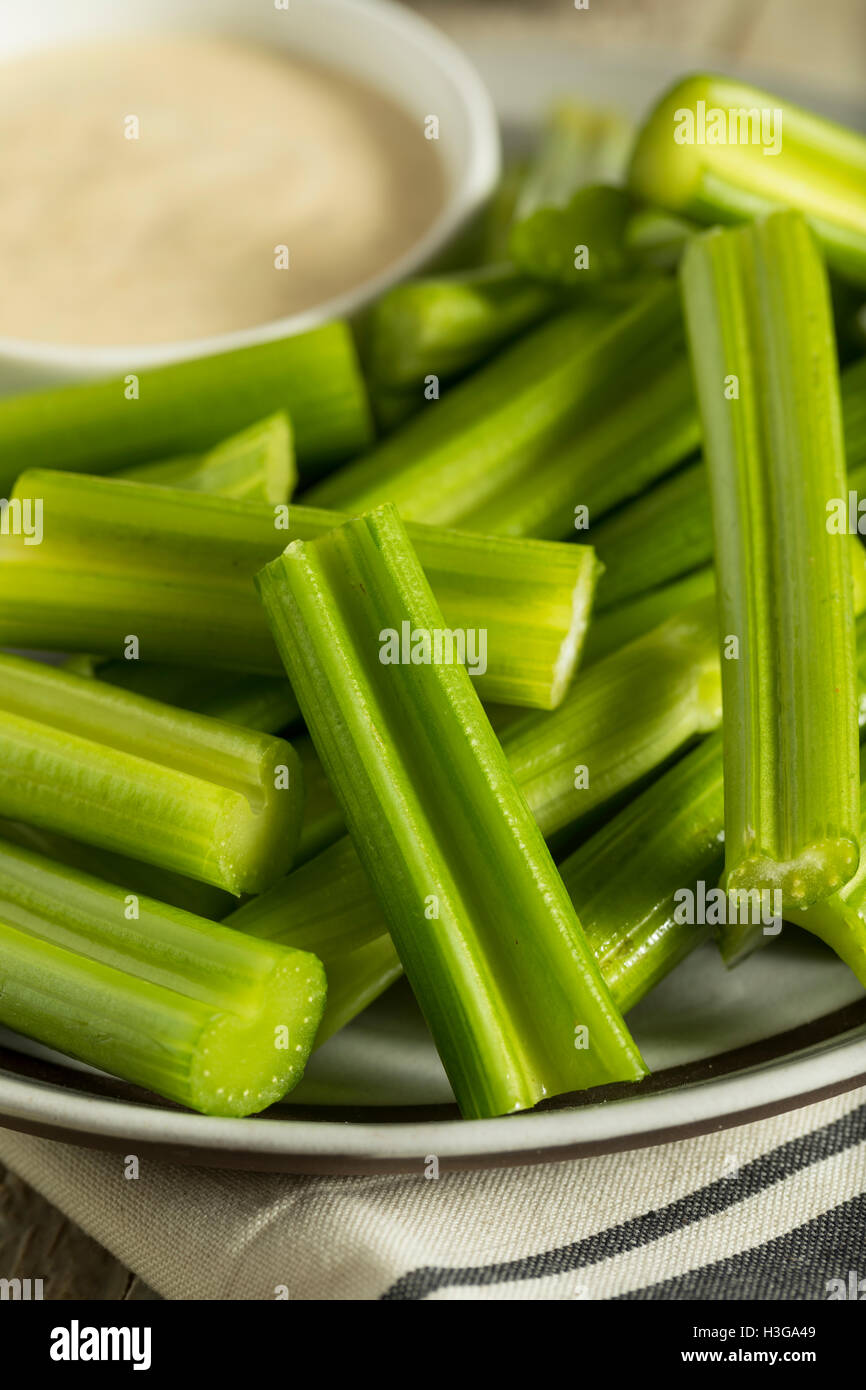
[{"x1": 0, "y1": 35, "x2": 445, "y2": 346}]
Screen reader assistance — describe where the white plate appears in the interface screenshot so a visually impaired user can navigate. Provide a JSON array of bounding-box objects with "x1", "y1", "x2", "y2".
[{"x1": 1, "y1": 39, "x2": 865, "y2": 1171}]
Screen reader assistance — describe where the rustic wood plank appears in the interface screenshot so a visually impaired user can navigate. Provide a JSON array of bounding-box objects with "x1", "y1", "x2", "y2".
[{"x1": 0, "y1": 1162, "x2": 159, "y2": 1301}]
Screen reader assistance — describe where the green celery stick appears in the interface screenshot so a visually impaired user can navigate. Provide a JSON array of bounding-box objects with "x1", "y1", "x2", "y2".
[
  {"x1": 786, "y1": 746, "x2": 866, "y2": 987},
  {"x1": 231, "y1": 601, "x2": 722, "y2": 1045},
  {"x1": 231, "y1": 733, "x2": 724, "y2": 1045},
  {"x1": 512, "y1": 100, "x2": 633, "y2": 222},
  {"x1": 591, "y1": 355, "x2": 866, "y2": 609},
  {"x1": 254, "y1": 503, "x2": 646, "y2": 1119},
  {"x1": 0, "y1": 817, "x2": 235, "y2": 920},
  {"x1": 589, "y1": 519, "x2": 866, "y2": 666},
  {"x1": 308, "y1": 284, "x2": 699, "y2": 535},
  {"x1": 591, "y1": 461, "x2": 711, "y2": 609},
  {"x1": 117, "y1": 412, "x2": 296, "y2": 504},
  {"x1": 625, "y1": 207, "x2": 698, "y2": 272},
  {"x1": 557, "y1": 733, "x2": 724, "y2": 1013},
  {"x1": 681, "y1": 211, "x2": 860, "y2": 908},
  {"x1": 232, "y1": 612, "x2": 866, "y2": 1039},
  {"x1": 723, "y1": 625, "x2": 866, "y2": 964},
  {"x1": 510, "y1": 183, "x2": 635, "y2": 287},
  {"x1": 468, "y1": 349, "x2": 698, "y2": 539},
  {"x1": 0, "y1": 837, "x2": 325, "y2": 1116},
  {"x1": 294, "y1": 734, "x2": 345, "y2": 866},
  {"x1": 1, "y1": 471, "x2": 600, "y2": 709},
  {"x1": 229, "y1": 835, "x2": 404, "y2": 1044},
  {"x1": 582, "y1": 567, "x2": 716, "y2": 666},
  {"x1": 0, "y1": 322, "x2": 372, "y2": 495},
  {"x1": 503, "y1": 599, "x2": 721, "y2": 844},
  {"x1": 629, "y1": 74, "x2": 866, "y2": 286},
  {"x1": 80, "y1": 659, "x2": 338, "y2": 868},
  {"x1": 360, "y1": 265, "x2": 559, "y2": 390},
  {"x1": 0, "y1": 654, "x2": 303, "y2": 895},
  {"x1": 79, "y1": 658, "x2": 300, "y2": 734}
]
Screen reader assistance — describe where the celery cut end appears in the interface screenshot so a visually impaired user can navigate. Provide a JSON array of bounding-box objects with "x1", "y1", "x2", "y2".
[
  {"x1": 189, "y1": 949, "x2": 326, "y2": 1116},
  {"x1": 725, "y1": 837, "x2": 860, "y2": 913}
]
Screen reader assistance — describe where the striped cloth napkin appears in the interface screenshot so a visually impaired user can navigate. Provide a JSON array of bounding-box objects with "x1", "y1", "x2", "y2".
[{"x1": 0, "y1": 1086, "x2": 863, "y2": 1300}]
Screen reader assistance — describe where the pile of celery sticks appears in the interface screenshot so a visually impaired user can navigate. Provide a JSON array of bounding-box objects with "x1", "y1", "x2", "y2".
[{"x1": 1, "y1": 73, "x2": 866, "y2": 1121}]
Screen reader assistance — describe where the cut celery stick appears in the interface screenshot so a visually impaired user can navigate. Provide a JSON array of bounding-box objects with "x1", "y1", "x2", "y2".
[
  {"x1": 465, "y1": 350, "x2": 699, "y2": 539},
  {"x1": 229, "y1": 835, "x2": 403, "y2": 1044},
  {"x1": 308, "y1": 284, "x2": 698, "y2": 535},
  {"x1": 682, "y1": 211, "x2": 860, "y2": 909},
  {"x1": 117, "y1": 412, "x2": 296, "y2": 504},
  {"x1": 558, "y1": 733, "x2": 724, "y2": 1013},
  {"x1": 233, "y1": 612, "x2": 866, "y2": 1039},
  {"x1": 82, "y1": 658, "x2": 299, "y2": 734},
  {"x1": 503, "y1": 599, "x2": 721, "y2": 844},
  {"x1": 0, "y1": 836, "x2": 325, "y2": 1115},
  {"x1": 232, "y1": 733, "x2": 724, "y2": 1043},
  {"x1": 0, "y1": 654, "x2": 303, "y2": 894},
  {"x1": 361, "y1": 266, "x2": 559, "y2": 390},
  {"x1": 629, "y1": 74, "x2": 866, "y2": 286},
  {"x1": 583, "y1": 567, "x2": 716, "y2": 666},
  {"x1": 510, "y1": 183, "x2": 634, "y2": 286},
  {"x1": 1, "y1": 471, "x2": 600, "y2": 709},
  {"x1": 294, "y1": 733, "x2": 344, "y2": 866},
  {"x1": 592, "y1": 355, "x2": 866, "y2": 609},
  {"x1": 231, "y1": 601, "x2": 722, "y2": 1046},
  {"x1": 786, "y1": 747, "x2": 866, "y2": 988},
  {"x1": 591, "y1": 461, "x2": 711, "y2": 609},
  {"x1": 591, "y1": 529, "x2": 866, "y2": 667},
  {"x1": 625, "y1": 207, "x2": 698, "y2": 271},
  {"x1": 512, "y1": 100, "x2": 633, "y2": 223},
  {"x1": 255, "y1": 503, "x2": 646, "y2": 1119},
  {"x1": 80, "y1": 660, "x2": 338, "y2": 867},
  {"x1": 0, "y1": 817, "x2": 235, "y2": 920},
  {"x1": 723, "y1": 624, "x2": 866, "y2": 964},
  {"x1": 0, "y1": 321, "x2": 372, "y2": 495}
]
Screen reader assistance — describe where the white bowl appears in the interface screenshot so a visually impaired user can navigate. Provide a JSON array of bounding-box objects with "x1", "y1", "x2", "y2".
[{"x1": 0, "y1": 0, "x2": 501, "y2": 392}]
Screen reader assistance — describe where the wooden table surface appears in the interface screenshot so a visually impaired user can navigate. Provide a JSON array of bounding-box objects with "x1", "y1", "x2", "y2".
[{"x1": 2, "y1": 0, "x2": 863, "y2": 1301}]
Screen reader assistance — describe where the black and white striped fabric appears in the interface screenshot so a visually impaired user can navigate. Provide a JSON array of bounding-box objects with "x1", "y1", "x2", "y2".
[{"x1": 0, "y1": 1087, "x2": 863, "y2": 1300}]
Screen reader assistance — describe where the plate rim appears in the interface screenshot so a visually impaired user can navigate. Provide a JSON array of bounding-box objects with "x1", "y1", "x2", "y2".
[{"x1": 1, "y1": 1016, "x2": 865, "y2": 1173}]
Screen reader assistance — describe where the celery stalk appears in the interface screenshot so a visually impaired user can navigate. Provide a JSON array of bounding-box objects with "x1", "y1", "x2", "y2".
[
  {"x1": 81, "y1": 659, "x2": 338, "y2": 867},
  {"x1": 0, "y1": 654, "x2": 303, "y2": 894},
  {"x1": 229, "y1": 835, "x2": 403, "y2": 1044},
  {"x1": 254, "y1": 503, "x2": 646, "y2": 1119},
  {"x1": 0, "y1": 836, "x2": 325, "y2": 1116},
  {"x1": 558, "y1": 733, "x2": 724, "y2": 1013},
  {"x1": 503, "y1": 600, "x2": 721, "y2": 845},
  {"x1": 0, "y1": 321, "x2": 372, "y2": 494},
  {"x1": 786, "y1": 749, "x2": 866, "y2": 987},
  {"x1": 1, "y1": 471, "x2": 600, "y2": 709},
  {"x1": 0, "y1": 817, "x2": 235, "y2": 921},
  {"x1": 361, "y1": 266, "x2": 559, "y2": 390},
  {"x1": 582, "y1": 567, "x2": 716, "y2": 666},
  {"x1": 117, "y1": 412, "x2": 296, "y2": 504},
  {"x1": 591, "y1": 461, "x2": 711, "y2": 609},
  {"x1": 512, "y1": 100, "x2": 633, "y2": 222},
  {"x1": 467, "y1": 350, "x2": 698, "y2": 539},
  {"x1": 722, "y1": 623, "x2": 866, "y2": 963},
  {"x1": 629, "y1": 74, "x2": 866, "y2": 286},
  {"x1": 81, "y1": 658, "x2": 300, "y2": 734},
  {"x1": 509, "y1": 183, "x2": 635, "y2": 287},
  {"x1": 591, "y1": 355, "x2": 866, "y2": 609},
  {"x1": 233, "y1": 612, "x2": 866, "y2": 1038},
  {"x1": 230, "y1": 602, "x2": 722, "y2": 1043},
  {"x1": 681, "y1": 211, "x2": 860, "y2": 908},
  {"x1": 306, "y1": 284, "x2": 697, "y2": 534},
  {"x1": 232, "y1": 734, "x2": 724, "y2": 1045}
]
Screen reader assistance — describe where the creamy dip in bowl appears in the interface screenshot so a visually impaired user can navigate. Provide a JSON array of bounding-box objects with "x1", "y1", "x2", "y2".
[{"x1": 0, "y1": 0, "x2": 500, "y2": 388}]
